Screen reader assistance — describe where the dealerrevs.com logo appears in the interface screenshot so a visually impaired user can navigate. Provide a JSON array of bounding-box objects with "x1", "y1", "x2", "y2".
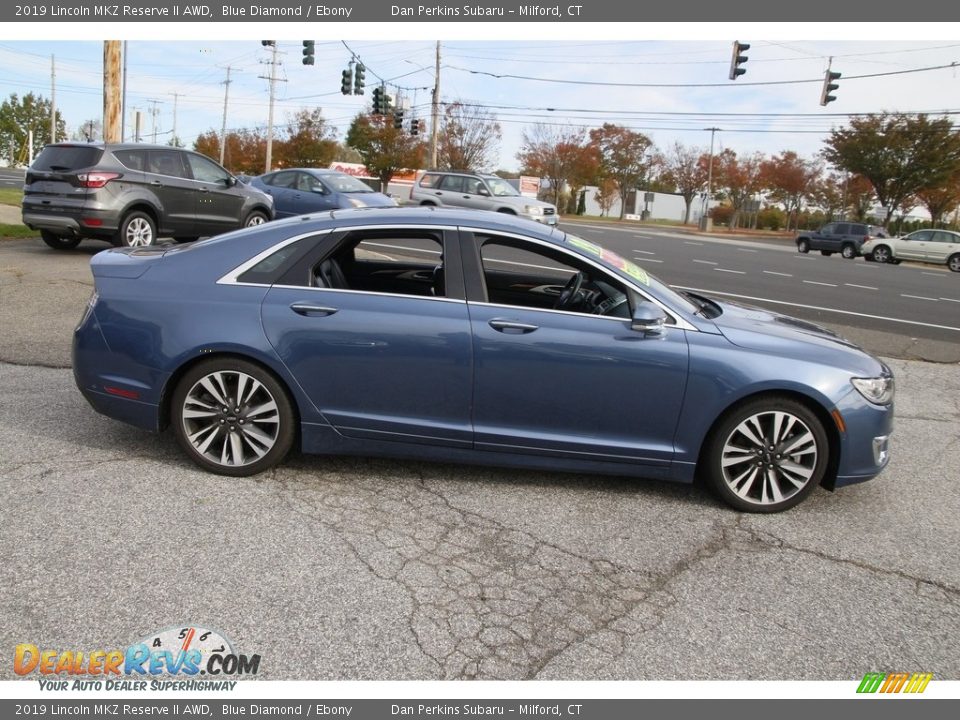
[
  {"x1": 857, "y1": 672, "x2": 933, "y2": 694},
  {"x1": 14, "y1": 625, "x2": 260, "y2": 691}
]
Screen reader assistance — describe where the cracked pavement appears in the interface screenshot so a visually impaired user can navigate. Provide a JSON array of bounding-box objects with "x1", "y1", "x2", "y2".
[{"x1": 1, "y1": 237, "x2": 959, "y2": 681}]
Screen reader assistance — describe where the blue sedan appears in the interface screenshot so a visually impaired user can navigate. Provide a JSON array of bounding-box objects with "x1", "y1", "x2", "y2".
[
  {"x1": 249, "y1": 168, "x2": 396, "y2": 218},
  {"x1": 73, "y1": 208, "x2": 894, "y2": 512}
]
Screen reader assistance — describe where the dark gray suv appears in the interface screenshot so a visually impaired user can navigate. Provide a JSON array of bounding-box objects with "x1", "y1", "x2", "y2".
[
  {"x1": 22, "y1": 143, "x2": 274, "y2": 250},
  {"x1": 795, "y1": 221, "x2": 888, "y2": 259}
]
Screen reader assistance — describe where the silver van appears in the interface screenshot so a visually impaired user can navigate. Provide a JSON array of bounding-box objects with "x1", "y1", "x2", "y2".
[{"x1": 410, "y1": 171, "x2": 558, "y2": 226}]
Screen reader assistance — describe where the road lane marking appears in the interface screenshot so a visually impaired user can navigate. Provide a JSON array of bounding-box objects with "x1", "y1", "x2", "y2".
[
  {"x1": 693, "y1": 259, "x2": 718, "y2": 265},
  {"x1": 715, "y1": 268, "x2": 746, "y2": 274},
  {"x1": 941, "y1": 297, "x2": 960, "y2": 303},
  {"x1": 922, "y1": 271, "x2": 946, "y2": 277},
  {"x1": 763, "y1": 271, "x2": 793, "y2": 277},
  {"x1": 901, "y1": 294, "x2": 939, "y2": 302},
  {"x1": 634, "y1": 250, "x2": 657, "y2": 255},
  {"x1": 684, "y1": 241, "x2": 704, "y2": 245},
  {"x1": 845, "y1": 283, "x2": 878, "y2": 290},
  {"x1": 793, "y1": 256, "x2": 816, "y2": 260},
  {"x1": 737, "y1": 248, "x2": 758, "y2": 253},
  {"x1": 804, "y1": 280, "x2": 837, "y2": 287},
  {"x1": 675, "y1": 286, "x2": 960, "y2": 333},
  {"x1": 637, "y1": 258, "x2": 663, "y2": 263}
]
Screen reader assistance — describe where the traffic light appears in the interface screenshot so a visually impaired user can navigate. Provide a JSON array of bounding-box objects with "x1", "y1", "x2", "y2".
[
  {"x1": 372, "y1": 86, "x2": 391, "y2": 115},
  {"x1": 820, "y1": 69, "x2": 841, "y2": 106},
  {"x1": 410, "y1": 119, "x2": 423, "y2": 137},
  {"x1": 302, "y1": 40, "x2": 315, "y2": 66},
  {"x1": 341, "y1": 67, "x2": 353, "y2": 95},
  {"x1": 393, "y1": 110, "x2": 405, "y2": 130},
  {"x1": 728, "y1": 41, "x2": 749, "y2": 80},
  {"x1": 261, "y1": 40, "x2": 275, "y2": 47},
  {"x1": 353, "y1": 64, "x2": 365, "y2": 95}
]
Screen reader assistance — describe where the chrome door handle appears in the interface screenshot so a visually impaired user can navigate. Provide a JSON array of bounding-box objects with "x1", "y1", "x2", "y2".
[
  {"x1": 290, "y1": 303, "x2": 338, "y2": 317},
  {"x1": 489, "y1": 319, "x2": 538, "y2": 334}
]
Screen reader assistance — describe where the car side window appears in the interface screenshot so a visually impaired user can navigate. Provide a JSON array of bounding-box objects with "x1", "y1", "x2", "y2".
[
  {"x1": 932, "y1": 232, "x2": 955, "y2": 244},
  {"x1": 475, "y1": 233, "x2": 632, "y2": 319},
  {"x1": 114, "y1": 149, "x2": 148, "y2": 171},
  {"x1": 911, "y1": 231, "x2": 933, "y2": 242},
  {"x1": 187, "y1": 153, "x2": 230, "y2": 184},
  {"x1": 297, "y1": 173, "x2": 324, "y2": 193},
  {"x1": 266, "y1": 171, "x2": 297, "y2": 189},
  {"x1": 147, "y1": 150, "x2": 188, "y2": 178},
  {"x1": 418, "y1": 173, "x2": 440, "y2": 189},
  {"x1": 834, "y1": 223, "x2": 851, "y2": 235},
  {"x1": 465, "y1": 178, "x2": 484, "y2": 195},
  {"x1": 438, "y1": 175, "x2": 465, "y2": 192}
]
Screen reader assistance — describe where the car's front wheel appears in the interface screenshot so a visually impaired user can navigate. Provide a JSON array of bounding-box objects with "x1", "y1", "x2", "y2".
[
  {"x1": 796, "y1": 239, "x2": 809, "y2": 253},
  {"x1": 244, "y1": 210, "x2": 268, "y2": 227},
  {"x1": 703, "y1": 397, "x2": 829, "y2": 513},
  {"x1": 171, "y1": 358, "x2": 296, "y2": 476},
  {"x1": 117, "y1": 211, "x2": 157, "y2": 247},
  {"x1": 40, "y1": 230, "x2": 81, "y2": 250},
  {"x1": 871, "y1": 245, "x2": 892, "y2": 263}
]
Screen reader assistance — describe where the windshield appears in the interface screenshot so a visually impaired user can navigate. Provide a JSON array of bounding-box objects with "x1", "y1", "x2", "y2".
[
  {"x1": 484, "y1": 177, "x2": 520, "y2": 197},
  {"x1": 323, "y1": 173, "x2": 375, "y2": 193},
  {"x1": 564, "y1": 234, "x2": 701, "y2": 316}
]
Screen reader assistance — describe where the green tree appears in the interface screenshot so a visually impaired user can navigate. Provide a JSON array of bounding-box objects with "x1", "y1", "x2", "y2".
[
  {"x1": 760, "y1": 151, "x2": 821, "y2": 231},
  {"x1": 0, "y1": 92, "x2": 66, "y2": 165},
  {"x1": 346, "y1": 113, "x2": 426, "y2": 190},
  {"x1": 822, "y1": 112, "x2": 960, "y2": 225},
  {"x1": 588, "y1": 124, "x2": 654, "y2": 219}
]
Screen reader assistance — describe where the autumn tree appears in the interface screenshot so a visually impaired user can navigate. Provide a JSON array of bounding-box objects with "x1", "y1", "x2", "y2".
[
  {"x1": 193, "y1": 128, "x2": 267, "y2": 174},
  {"x1": 760, "y1": 151, "x2": 821, "y2": 231},
  {"x1": 276, "y1": 108, "x2": 338, "y2": 169},
  {"x1": 713, "y1": 149, "x2": 764, "y2": 230},
  {"x1": 917, "y1": 171, "x2": 960, "y2": 226},
  {"x1": 588, "y1": 124, "x2": 655, "y2": 219},
  {"x1": 437, "y1": 101, "x2": 500, "y2": 172},
  {"x1": 517, "y1": 124, "x2": 598, "y2": 207},
  {"x1": 0, "y1": 93, "x2": 66, "y2": 165},
  {"x1": 823, "y1": 112, "x2": 960, "y2": 225},
  {"x1": 658, "y1": 141, "x2": 709, "y2": 225},
  {"x1": 346, "y1": 113, "x2": 426, "y2": 190},
  {"x1": 594, "y1": 178, "x2": 619, "y2": 217}
]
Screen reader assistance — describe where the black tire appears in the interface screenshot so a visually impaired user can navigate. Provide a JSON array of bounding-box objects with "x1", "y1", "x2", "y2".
[
  {"x1": 171, "y1": 357, "x2": 296, "y2": 477},
  {"x1": 948, "y1": 254, "x2": 960, "y2": 272},
  {"x1": 496, "y1": 208, "x2": 517, "y2": 215},
  {"x1": 820, "y1": 250, "x2": 832, "y2": 256},
  {"x1": 40, "y1": 230, "x2": 81, "y2": 251},
  {"x1": 174, "y1": 236, "x2": 199, "y2": 244},
  {"x1": 841, "y1": 243, "x2": 857, "y2": 259},
  {"x1": 116, "y1": 211, "x2": 157, "y2": 247},
  {"x1": 871, "y1": 245, "x2": 892, "y2": 264},
  {"x1": 419, "y1": 200, "x2": 437, "y2": 207},
  {"x1": 702, "y1": 396, "x2": 829, "y2": 513},
  {"x1": 796, "y1": 239, "x2": 809, "y2": 254},
  {"x1": 244, "y1": 210, "x2": 268, "y2": 228}
]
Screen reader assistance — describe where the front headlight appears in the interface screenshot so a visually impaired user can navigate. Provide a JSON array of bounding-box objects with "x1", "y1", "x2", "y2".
[
  {"x1": 524, "y1": 205, "x2": 544, "y2": 216},
  {"x1": 851, "y1": 376, "x2": 895, "y2": 405}
]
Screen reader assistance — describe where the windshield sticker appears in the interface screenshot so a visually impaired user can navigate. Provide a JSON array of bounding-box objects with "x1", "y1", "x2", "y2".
[{"x1": 568, "y1": 236, "x2": 650, "y2": 286}]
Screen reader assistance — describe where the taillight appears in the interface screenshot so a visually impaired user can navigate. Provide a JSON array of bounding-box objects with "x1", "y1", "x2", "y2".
[{"x1": 77, "y1": 172, "x2": 121, "y2": 188}]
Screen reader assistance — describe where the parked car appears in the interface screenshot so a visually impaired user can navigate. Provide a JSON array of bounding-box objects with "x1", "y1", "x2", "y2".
[
  {"x1": 861, "y1": 229, "x2": 960, "y2": 271},
  {"x1": 73, "y1": 207, "x2": 894, "y2": 513},
  {"x1": 22, "y1": 142, "x2": 274, "y2": 250},
  {"x1": 795, "y1": 222, "x2": 888, "y2": 259},
  {"x1": 249, "y1": 168, "x2": 397, "y2": 219},
  {"x1": 410, "y1": 170, "x2": 559, "y2": 226}
]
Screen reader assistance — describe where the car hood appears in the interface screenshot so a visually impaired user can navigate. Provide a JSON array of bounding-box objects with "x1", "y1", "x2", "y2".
[
  {"x1": 348, "y1": 192, "x2": 397, "y2": 208},
  {"x1": 707, "y1": 298, "x2": 884, "y2": 374}
]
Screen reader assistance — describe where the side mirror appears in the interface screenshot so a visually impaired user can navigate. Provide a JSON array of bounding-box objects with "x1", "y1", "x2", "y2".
[
  {"x1": 224, "y1": 176, "x2": 237, "y2": 188},
  {"x1": 630, "y1": 302, "x2": 667, "y2": 336},
  {"x1": 476, "y1": 186, "x2": 491, "y2": 197}
]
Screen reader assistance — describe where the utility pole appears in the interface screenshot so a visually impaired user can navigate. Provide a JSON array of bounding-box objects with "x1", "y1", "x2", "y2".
[
  {"x1": 429, "y1": 40, "x2": 440, "y2": 170},
  {"x1": 148, "y1": 99, "x2": 161, "y2": 143},
  {"x1": 219, "y1": 66, "x2": 234, "y2": 164},
  {"x1": 259, "y1": 43, "x2": 285, "y2": 173},
  {"x1": 50, "y1": 55, "x2": 56, "y2": 144},
  {"x1": 103, "y1": 41, "x2": 122, "y2": 143},
  {"x1": 170, "y1": 93, "x2": 181, "y2": 145},
  {"x1": 121, "y1": 41, "x2": 127, "y2": 141},
  {"x1": 700, "y1": 127, "x2": 719, "y2": 231}
]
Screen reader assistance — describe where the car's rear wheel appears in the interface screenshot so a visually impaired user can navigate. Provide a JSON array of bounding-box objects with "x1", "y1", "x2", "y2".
[
  {"x1": 40, "y1": 230, "x2": 81, "y2": 250},
  {"x1": 841, "y1": 243, "x2": 857, "y2": 259},
  {"x1": 796, "y1": 239, "x2": 809, "y2": 253},
  {"x1": 872, "y1": 245, "x2": 892, "y2": 263},
  {"x1": 244, "y1": 210, "x2": 268, "y2": 227},
  {"x1": 117, "y1": 211, "x2": 156, "y2": 247},
  {"x1": 171, "y1": 358, "x2": 295, "y2": 476},
  {"x1": 703, "y1": 397, "x2": 828, "y2": 513},
  {"x1": 948, "y1": 253, "x2": 960, "y2": 272}
]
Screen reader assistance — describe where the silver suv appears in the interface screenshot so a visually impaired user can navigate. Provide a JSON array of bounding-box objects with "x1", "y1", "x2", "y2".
[
  {"x1": 22, "y1": 142, "x2": 274, "y2": 250},
  {"x1": 410, "y1": 171, "x2": 558, "y2": 226}
]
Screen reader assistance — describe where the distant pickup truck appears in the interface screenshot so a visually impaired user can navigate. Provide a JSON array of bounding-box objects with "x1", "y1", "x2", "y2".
[{"x1": 795, "y1": 222, "x2": 889, "y2": 259}]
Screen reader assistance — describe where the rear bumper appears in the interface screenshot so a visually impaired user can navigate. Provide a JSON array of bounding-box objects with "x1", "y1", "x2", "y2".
[{"x1": 22, "y1": 206, "x2": 119, "y2": 237}]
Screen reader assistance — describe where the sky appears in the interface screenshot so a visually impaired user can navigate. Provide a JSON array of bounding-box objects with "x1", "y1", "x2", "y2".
[{"x1": 1, "y1": 24, "x2": 959, "y2": 173}]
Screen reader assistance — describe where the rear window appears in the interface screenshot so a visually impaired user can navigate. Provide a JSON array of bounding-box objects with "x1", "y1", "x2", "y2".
[
  {"x1": 418, "y1": 173, "x2": 440, "y2": 188},
  {"x1": 31, "y1": 145, "x2": 103, "y2": 172}
]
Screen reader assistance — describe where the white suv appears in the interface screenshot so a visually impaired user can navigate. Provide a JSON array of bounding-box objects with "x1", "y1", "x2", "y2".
[{"x1": 410, "y1": 171, "x2": 558, "y2": 226}]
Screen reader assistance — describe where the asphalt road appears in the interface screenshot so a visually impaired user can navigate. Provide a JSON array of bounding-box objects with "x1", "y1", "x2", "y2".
[{"x1": 1, "y1": 232, "x2": 959, "y2": 683}]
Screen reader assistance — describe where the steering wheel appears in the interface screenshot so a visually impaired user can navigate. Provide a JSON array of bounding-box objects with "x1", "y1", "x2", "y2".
[{"x1": 554, "y1": 271, "x2": 585, "y2": 310}]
